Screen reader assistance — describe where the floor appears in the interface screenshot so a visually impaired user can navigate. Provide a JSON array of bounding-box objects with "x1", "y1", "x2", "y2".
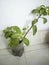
[{"x1": 0, "y1": 42, "x2": 49, "y2": 65}]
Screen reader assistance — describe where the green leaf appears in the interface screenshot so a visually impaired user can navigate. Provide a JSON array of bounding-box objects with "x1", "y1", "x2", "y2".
[
  {"x1": 32, "y1": 19, "x2": 38, "y2": 26},
  {"x1": 40, "y1": 8, "x2": 47, "y2": 15},
  {"x1": 46, "y1": 7, "x2": 49, "y2": 9},
  {"x1": 31, "y1": 5, "x2": 46, "y2": 15},
  {"x1": 32, "y1": 25, "x2": 37, "y2": 35},
  {"x1": 4, "y1": 32, "x2": 12, "y2": 38},
  {"x1": 11, "y1": 33, "x2": 20, "y2": 39},
  {"x1": 22, "y1": 31, "x2": 25, "y2": 36},
  {"x1": 3, "y1": 27, "x2": 12, "y2": 32},
  {"x1": 11, "y1": 26, "x2": 21, "y2": 34},
  {"x1": 23, "y1": 27, "x2": 27, "y2": 30},
  {"x1": 43, "y1": 18, "x2": 47, "y2": 24},
  {"x1": 47, "y1": 10, "x2": 49, "y2": 15},
  {"x1": 40, "y1": 5, "x2": 45, "y2": 9},
  {"x1": 8, "y1": 38, "x2": 19, "y2": 47},
  {"x1": 23, "y1": 37, "x2": 29, "y2": 46},
  {"x1": 31, "y1": 9, "x2": 40, "y2": 14},
  {"x1": 3, "y1": 26, "x2": 21, "y2": 39},
  {"x1": 46, "y1": 7, "x2": 49, "y2": 15}
]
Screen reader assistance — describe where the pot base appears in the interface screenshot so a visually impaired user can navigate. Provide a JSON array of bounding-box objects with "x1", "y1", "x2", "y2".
[
  {"x1": 11, "y1": 43, "x2": 24, "y2": 57},
  {"x1": 12, "y1": 47, "x2": 24, "y2": 57}
]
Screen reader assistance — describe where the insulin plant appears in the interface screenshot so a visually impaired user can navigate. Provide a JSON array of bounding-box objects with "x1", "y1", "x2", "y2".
[{"x1": 3, "y1": 5, "x2": 49, "y2": 56}]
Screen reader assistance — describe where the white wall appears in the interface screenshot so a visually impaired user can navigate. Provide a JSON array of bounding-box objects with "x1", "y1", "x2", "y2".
[
  {"x1": 0, "y1": 0, "x2": 49, "y2": 30},
  {"x1": 0, "y1": 0, "x2": 49, "y2": 49}
]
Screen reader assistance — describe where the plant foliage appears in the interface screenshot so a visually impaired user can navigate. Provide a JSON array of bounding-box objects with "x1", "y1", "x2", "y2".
[
  {"x1": 3, "y1": 5, "x2": 49, "y2": 47},
  {"x1": 3, "y1": 26, "x2": 29, "y2": 47}
]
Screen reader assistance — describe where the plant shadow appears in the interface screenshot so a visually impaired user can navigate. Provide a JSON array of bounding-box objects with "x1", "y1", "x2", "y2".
[{"x1": 44, "y1": 30, "x2": 49, "y2": 46}]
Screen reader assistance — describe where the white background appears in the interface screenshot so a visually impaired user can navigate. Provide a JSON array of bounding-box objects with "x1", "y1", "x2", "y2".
[{"x1": 0, "y1": 0, "x2": 49, "y2": 30}]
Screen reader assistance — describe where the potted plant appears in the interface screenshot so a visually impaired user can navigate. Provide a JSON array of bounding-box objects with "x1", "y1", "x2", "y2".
[{"x1": 3, "y1": 5, "x2": 49, "y2": 57}]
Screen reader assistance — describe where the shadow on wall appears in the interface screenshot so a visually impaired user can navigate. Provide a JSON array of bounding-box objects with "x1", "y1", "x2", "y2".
[{"x1": 45, "y1": 30, "x2": 49, "y2": 45}]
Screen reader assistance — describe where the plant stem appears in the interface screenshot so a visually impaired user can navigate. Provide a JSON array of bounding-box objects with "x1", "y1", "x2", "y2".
[
  {"x1": 23, "y1": 14, "x2": 41, "y2": 38},
  {"x1": 21, "y1": 14, "x2": 41, "y2": 42},
  {"x1": 20, "y1": 26, "x2": 32, "y2": 43},
  {"x1": 24, "y1": 25, "x2": 32, "y2": 38}
]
